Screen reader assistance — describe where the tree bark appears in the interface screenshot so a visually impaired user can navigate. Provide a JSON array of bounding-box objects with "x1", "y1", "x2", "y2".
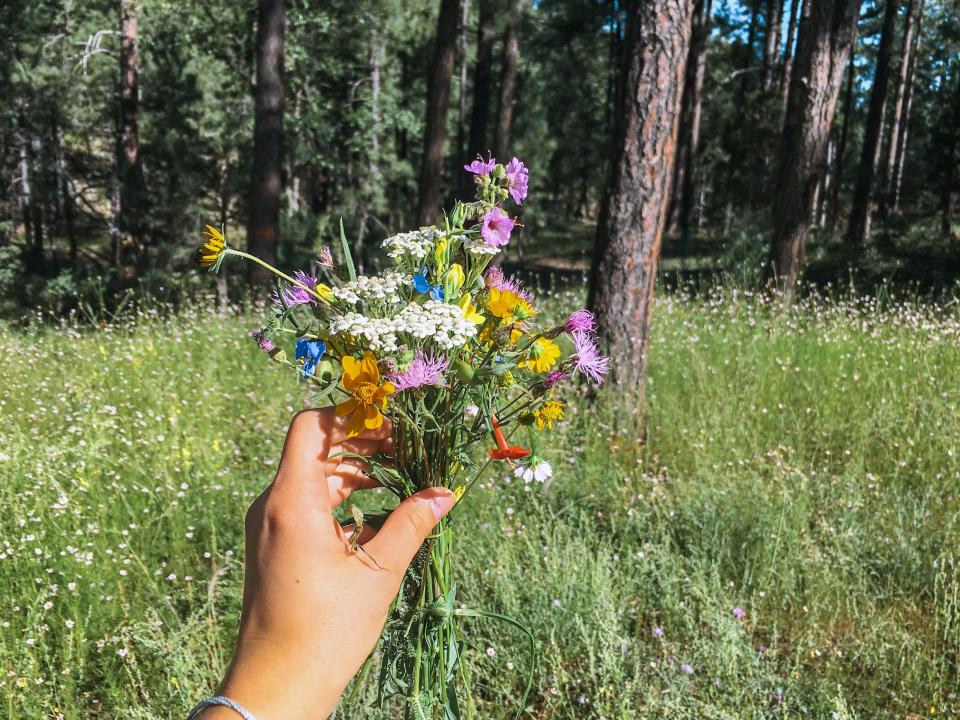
[
  {"x1": 829, "y1": 45, "x2": 856, "y2": 228},
  {"x1": 117, "y1": 0, "x2": 144, "y2": 279},
  {"x1": 846, "y1": 0, "x2": 897, "y2": 249},
  {"x1": 588, "y1": 0, "x2": 691, "y2": 412},
  {"x1": 781, "y1": 0, "x2": 802, "y2": 102},
  {"x1": 763, "y1": 0, "x2": 783, "y2": 92},
  {"x1": 417, "y1": 0, "x2": 460, "y2": 226},
  {"x1": 493, "y1": 0, "x2": 521, "y2": 160},
  {"x1": 768, "y1": 0, "x2": 862, "y2": 293},
  {"x1": 886, "y1": 0, "x2": 924, "y2": 215},
  {"x1": 668, "y1": 0, "x2": 711, "y2": 238},
  {"x1": 467, "y1": 0, "x2": 495, "y2": 161},
  {"x1": 247, "y1": 0, "x2": 285, "y2": 284}
]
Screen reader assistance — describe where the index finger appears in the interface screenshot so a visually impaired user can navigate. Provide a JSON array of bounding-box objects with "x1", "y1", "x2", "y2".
[{"x1": 272, "y1": 409, "x2": 334, "y2": 508}]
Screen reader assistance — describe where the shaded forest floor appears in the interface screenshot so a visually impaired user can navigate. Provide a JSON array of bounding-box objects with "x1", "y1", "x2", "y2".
[{"x1": 2, "y1": 287, "x2": 959, "y2": 718}]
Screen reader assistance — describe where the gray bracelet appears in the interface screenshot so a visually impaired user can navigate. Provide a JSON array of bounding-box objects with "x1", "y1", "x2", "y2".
[{"x1": 186, "y1": 695, "x2": 259, "y2": 720}]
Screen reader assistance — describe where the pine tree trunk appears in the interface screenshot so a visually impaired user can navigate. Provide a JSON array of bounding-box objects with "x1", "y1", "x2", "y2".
[
  {"x1": 247, "y1": 0, "x2": 285, "y2": 284},
  {"x1": 762, "y1": 0, "x2": 783, "y2": 92},
  {"x1": 781, "y1": 0, "x2": 801, "y2": 102},
  {"x1": 829, "y1": 46, "x2": 856, "y2": 228},
  {"x1": 888, "y1": 0, "x2": 924, "y2": 214},
  {"x1": 768, "y1": 0, "x2": 862, "y2": 293},
  {"x1": 493, "y1": 0, "x2": 520, "y2": 160},
  {"x1": 846, "y1": 0, "x2": 897, "y2": 250},
  {"x1": 417, "y1": 0, "x2": 460, "y2": 226},
  {"x1": 117, "y1": 0, "x2": 143, "y2": 280},
  {"x1": 669, "y1": 0, "x2": 711, "y2": 239},
  {"x1": 467, "y1": 0, "x2": 495, "y2": 161},
  {"x1": 588, "y1": 0, "x2": 692, "y2": 413}
]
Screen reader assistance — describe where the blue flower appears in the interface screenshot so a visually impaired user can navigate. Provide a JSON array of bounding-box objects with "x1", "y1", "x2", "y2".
[
  {"x1": 412, "y1": 271, "x2": 444, "y2": 301},
  {"x1": 295, "y1": 338, "x2": 326, "y2": 378}
]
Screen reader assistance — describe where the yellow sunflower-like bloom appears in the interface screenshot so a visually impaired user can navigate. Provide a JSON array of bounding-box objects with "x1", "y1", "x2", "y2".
[
  {"x1": 485, "y1": 288, "x2": 537, "y2": 324},
  {"x1": 336, "y1": 351, "x2": 396, "y2": 437},
  {"x1": 458, "y1": 294, "x2": 485, "y2": 325},
  {"x1": 198, "y1": 225, "x2": 226, "y2": 269},
  {"x1": 534, "y1": 400, "x2": 565, "y2": 430},
  {"x1": 517, "y1": 337, "x2": 561, "y2": 373}
]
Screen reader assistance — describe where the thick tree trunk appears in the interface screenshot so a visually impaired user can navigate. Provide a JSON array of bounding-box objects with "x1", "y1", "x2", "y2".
[
  {"x1": 846, "y1": 0, "x2": 897, "y2": 249},
  {"x1": 247, "y1": 0, "x2": 285, "y2": 284},
  {"x1": 781, "y1": 0, "x2": 802, "y2": 103},
  {"x1": 117, "y1": 0, "x2": 143, "y2": 279},
  {"x1": 588, "y1": 0, "x2": 691, "y2": 412},
  {"x1": 886, "y1": 0, "x2": 924, "y2": 215},
  {"x1": 493, "y1": 0, "x2": 521, "y2": 160},
  {"x1": 768, "y1": 0, "x2": 862, "y2": 293},
  {"x1": 417, "y1": 0, "x2": 460, "y2": 226},
  {"x1": 829, "y1": 46, "x2": 856, "y2": 228},
  {"x1": 467, "y1": 0, "x2": 495, "y2": 160},
  {"x1": 668, "y1": 0, "x2": 711, "y2": 238},
  {"x1": 762, "y1": 0, "x2": 783, "y2": 92}
]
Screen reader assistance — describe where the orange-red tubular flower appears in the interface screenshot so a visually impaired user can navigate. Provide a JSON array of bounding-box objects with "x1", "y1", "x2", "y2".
[{"x1": 488, "y1": 415, "x2": 531, "y2": 460}]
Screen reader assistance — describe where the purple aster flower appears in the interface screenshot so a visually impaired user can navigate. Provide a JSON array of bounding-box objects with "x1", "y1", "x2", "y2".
[
  {"x1": 652, "y1": 626, "x2": 664, "y2": 639},
  {"x1": 571, "y1": 331, "x2": 610, "y2": 384},
  {"x1": 732, "y1": 607, "x2": 745, "y2": 619},
  {"x1": 250, "y1": 328, "x2": 274, "y2": 353},
  {"x1": 464, "y1": 153, "x2": 496, "y2": 177},
  {"x1": 480, "y1": 207, "x2": 515, "y2": 248},
  {"x1": 504, "y1": 157, "x2": 528, "y2": 204},
  {"x1": 273, "y1": 269, "x2": 319, "y2": 307},
  {"x1": 388, "y1": 351, "x2": 450, "y2": 391},
  {"x1": 564, "y1": 309, "x2": 596, "y2": 333},
  {"x1": 680, "y1": 663, "x2": 694, "y2": 675},
  {"x1": 543, "y1": 370, "x2": 567, "y2": 389}
]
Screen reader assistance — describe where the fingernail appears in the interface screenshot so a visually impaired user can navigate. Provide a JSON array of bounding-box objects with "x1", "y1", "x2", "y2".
[{"x1": 429, "y1": 491, "x2": 456, "y2": 521}]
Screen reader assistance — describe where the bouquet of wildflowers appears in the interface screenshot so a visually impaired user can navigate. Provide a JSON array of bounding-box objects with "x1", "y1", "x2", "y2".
[{"x1": 199, "y1": 156, "x2": 608, "y2": 718}]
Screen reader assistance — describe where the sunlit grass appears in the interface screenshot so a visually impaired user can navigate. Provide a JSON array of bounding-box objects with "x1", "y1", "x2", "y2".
[{"x1": 1, "y1": 289, "x2": 958, "y2": 718}]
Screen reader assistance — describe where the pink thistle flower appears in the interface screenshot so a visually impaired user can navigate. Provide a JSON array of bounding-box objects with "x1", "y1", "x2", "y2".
[
  {"x1": 504, "y1": 157, "x2": 528, "y2": 205},
  {"x1": 543, "y1": 371, "x2": 567, "y2": 389},
  {"x1": 388, "y1": 351, "x2": 450, "y2": 391},
  {"x1": 484, "y1": 266, "x2": 533, "y2": 301},
  {"x1": 564, "y1": 310, "x2": 596, "y2": 333},
  {"x1": 250, "y1": 328, "x2": 275, "y2": 353},
  {"x1": 571, "y1": 331, "x2": 610, "y2": 384},
  {"x1": 464, "y1": 153, "x2": 496, "y2": 177},
  {"x1": 273, "y1": 269, "x2": 319, "y2": 307},
  {"x1": 480, "y1": 207, "x2": 515, "y2": 248},
  {"x1": 318, "y1": 247, "x2": 335, "y2": 268}
]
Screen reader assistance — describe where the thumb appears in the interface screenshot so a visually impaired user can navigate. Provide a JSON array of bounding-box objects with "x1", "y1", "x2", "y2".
[{"x1": 362, "y1": 487, "x2": 456, "y2": 574}]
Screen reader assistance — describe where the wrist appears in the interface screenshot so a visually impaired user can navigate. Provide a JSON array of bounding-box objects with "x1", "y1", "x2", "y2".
[{"x1": 215, "y1": 636, "x2": 342, "y2": 720}]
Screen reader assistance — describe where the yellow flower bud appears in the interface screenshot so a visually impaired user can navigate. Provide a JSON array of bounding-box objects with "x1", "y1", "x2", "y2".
[
  {"x1": 444, "y1": 263, "x2": 465, "y2": 298},
  {"x1": 434, "y1": 238, "x2": 448, "y2": 271}
]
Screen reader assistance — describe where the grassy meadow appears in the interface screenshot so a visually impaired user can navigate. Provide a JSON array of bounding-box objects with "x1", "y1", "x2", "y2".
[{"x1": 1, "y1": 286, "x2": 959, "y2": 719}]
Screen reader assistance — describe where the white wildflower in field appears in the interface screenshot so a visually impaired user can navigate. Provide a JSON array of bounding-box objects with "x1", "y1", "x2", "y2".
[{"x1": 514, "y1": 458, "x2": 552, "y2": 483}]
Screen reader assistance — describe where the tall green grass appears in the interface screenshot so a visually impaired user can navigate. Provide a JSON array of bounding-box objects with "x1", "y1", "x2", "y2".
[{"x1": 0, "y1": 290, "x2": 958, "y2": 718}]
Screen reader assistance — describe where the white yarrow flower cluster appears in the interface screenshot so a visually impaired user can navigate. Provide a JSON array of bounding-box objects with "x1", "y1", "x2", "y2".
[
  {"x1": 382, "y1": 227, "x2": 444, "y2": 261},
  {"x1": 328, "y1": 313, "x2": 401, "y2": 352},
  {"x1": 329, "y1": 299, "x2": 478, "y2": 353},
  {"x1": 463, "y1": 236, "x2": 501, "y2": 256},
  {"x1": 332, "y1": 270, "x2": 408, "y2": 306},
  {"x1": 396, "y1": 300, "x2": 478, "y2": 350}
]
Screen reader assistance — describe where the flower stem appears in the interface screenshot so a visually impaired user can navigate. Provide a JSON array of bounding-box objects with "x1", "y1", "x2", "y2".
[{"x1": 227, "y1": 249, "x2": 329, "y2": 303}]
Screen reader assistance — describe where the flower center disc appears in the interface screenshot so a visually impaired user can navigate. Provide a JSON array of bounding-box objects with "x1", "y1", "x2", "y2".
[{"x1": 355, "y1": 382, "x2": 378, "y2": 405}]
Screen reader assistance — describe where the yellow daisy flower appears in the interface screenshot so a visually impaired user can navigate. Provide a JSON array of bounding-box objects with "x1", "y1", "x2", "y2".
[
  {"x1": 517, "y1": 337, "x2": 561, "y2": 373},
  {"x1": 485, "y1": 288, "x2": 537, "y2": 324},
  {"x1": 336, "y1": 351, "x2": 396, "y2": 437},
  {"x1": 198, "y1": 225, "x2": 226, "y2": 269},
  {"x1": 534, "y1": 400, "x2": 565, "y2": 430}
]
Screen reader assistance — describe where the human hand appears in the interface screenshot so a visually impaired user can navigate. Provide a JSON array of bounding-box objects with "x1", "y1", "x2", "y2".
[{"x1": 204, "y1": 409, "x2": 456, "y2": 720}]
